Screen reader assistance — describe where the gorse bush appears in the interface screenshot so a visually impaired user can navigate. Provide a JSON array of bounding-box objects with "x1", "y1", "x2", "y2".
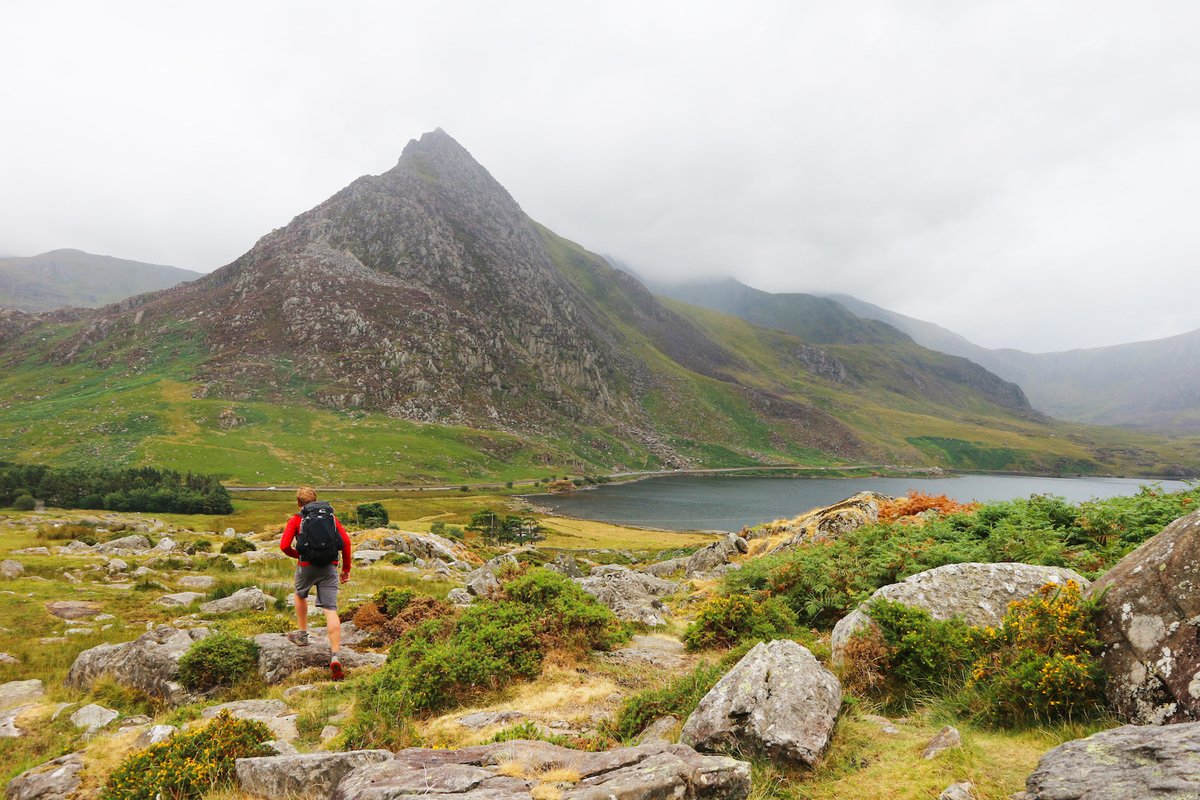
[
  {"x1": 966, "y1": 580, "x2": 1105, "y2": 724},
  {"x1": 177, "y1": 632, "x2": 259, "y2": 691},
  {"x1": 102, "y1": 711, "x2": 269, "y2": 800},
  {"x1": 219, "y1": 538, "x2": 256, "y2": 555},
  {"x1": 683, "y1": 594, "x2": 797, "y2": 651}
]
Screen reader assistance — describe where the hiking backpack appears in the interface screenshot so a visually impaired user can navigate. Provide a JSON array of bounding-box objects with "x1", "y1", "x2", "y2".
[{"x1": 297, "y1": 501, "x2": 341, "y2": 567}]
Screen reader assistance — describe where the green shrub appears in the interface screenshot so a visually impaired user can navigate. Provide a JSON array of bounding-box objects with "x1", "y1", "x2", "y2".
[
  {"x1": 11, "y1": 494, "x2": 35, "y2": 511},
  {"x1": 187, "y1": 539, "x2": 212, "y2": 553},
  {"x1": 102, "y1": 711, "x2": 269, "y2": 800},
  {"x1": 683, "y1": 594, "x2": 797, "y2": 651},
  {"x1": 356, "y1": 502, "x2": 389, "y2": 528},
  {"x1": 177, "y1": 632, "x2": 259, "y2": 691},
  {"x1": 373, "y1": 587, "x2": 416, "y2": 617},
  {"x1": 219, "y1": 538, "x2": 256, "y2": 555},
  {"x1": 503, "y1": 567, "x2": 628, "y2": 652},
  {"x1": 382, "y1": 551, "x2": 415, "y2": 565},
  {"x1": 609, "y1": 661, "x2": 727, "y2": 741}
]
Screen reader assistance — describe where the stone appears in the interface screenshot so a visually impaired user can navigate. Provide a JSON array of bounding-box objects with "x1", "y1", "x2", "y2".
[
  {"x1": 0, "y1": 653, "x2": 20, "y2": 665},
  {"x1": 254, "y1": 630, "x2": 386, "y2": 684},
  {"x1": 93, "y1": 534, "x2": 152, "y2": 554},
  {"x1": 922, "y1": 726, "x2": 962, "y2": 759},
  {"x1": 177, "y1": 575, "x2": 217, "y2": 590},
  {"x1": 1023, "y1": 721, "x2": 1200, "y2": 798},
  {"x1": 685, "y1": 534, "x2": 748, "y2": 577},
  {"x1": 11, "y1": 547, "x2": 49, "y2": 556},
  {"x1": 106, "y1": 558, "x2": 128, "y2": 573},
  {"x1": 5, "y1": 752, "x2": 84, "y2": 800},
  {"x1": 757, "y1": 491, "x2": 892, "y2": 551},
  {"x1": 0, "y1": 706, "x2": 30, "y2": 738},
  {"x1": 382, "y1": 531, "x2": 471, "y2": 565},
  {"x1": 465, "y1": 554, "x2": 518, "y2": 597},
  {"x1": 457, "y1": 710, "x2": 526, "y2": 729},
  {"x1": 0, "y1": 560, "x2": 22, "y2": 579},
  {"x1": 65, "y1": 624, "x2": 211, "y2": 703},
  {"x1": 224, "y1": 527, "x2": 237, "y2": 536},
  {"x1": 576, "y1": 566, "x2": 678, "y2": 627},
  {"x1": 0, "y1": 680, "x2": 44, "y2": 710},
  {"x1": 831, "y1": 562, "x2": 1090, "y2": 664},
  {"x1": 681, "y1": 640, "x2": 841, "y2": 768},
  {"x1": 45, "y1": 600, "x2": 102, "y2": 620},
  {"x1": 643, "y1": 557, "x2": 687, "y2": 578},
  {"x1": 236, "y1": 750, "x2": 393, "y2": 799},
  {"x1": 862, "y1": 714, "x2": 899, "y2": 735},
  {"x1": 327, "y1": 740, "x2": 749, "y2": 800},
  {"x1": 202, "y1": 699, "x2": 298, "y2": 741},
  {"x1": 351, "y1": 549, "x2": 388, "y2": 564},
  {"x1": 320, "y1": 725, "x2": 339, "y2": 742},
  {"x1": 70, "y1": 703, "x2": 118, "y2": 732},
  {"x1": 939, "y1": 782, "x2": 976, "y2": 800},
  {"x1": 1087, "y1": 510, "x2": 1200, "y2": 724},
  {"x1": 244, "y1": 549, "x2": 286, "y2": 563},
  {"x1": 601, "y1": 635, "x2": 686, "y2": 669},
  {"x1": 264, "y1": 739, "x2": 299, "y2": 755},
  {"x1": 548, "y1": 553, "x2": 584, "y2": 578},
  {"x1": 61, "y1": 541, "x2": 93, "y2": 553},
  {"x1": 156, "y1": 591, "x2": 205, "y2": 607},
  {"x1": 200, "y1": 586, "x2": 269, "y2": 614},
  {"x1": 447, "y1": 587, "x2": 474, "y2": 606},
  {"x1": 152, "y1": 536, "x2": 177, "y2": 552},
  {"x1": 132, "y1": 724, "x2": 178, "y2": 749},
  {"x1": 638, "y1": 715, "x2": 679, "y2": 744}
]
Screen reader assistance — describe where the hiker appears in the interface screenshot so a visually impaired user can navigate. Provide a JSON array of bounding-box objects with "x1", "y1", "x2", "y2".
[{"x1": 279, "y1": 486, "x2": 352, "y2": 680}]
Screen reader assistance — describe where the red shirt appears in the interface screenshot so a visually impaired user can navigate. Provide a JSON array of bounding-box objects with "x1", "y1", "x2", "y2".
[{"x1": 280, "y1": 514, "x2": 352, "y2": 572}]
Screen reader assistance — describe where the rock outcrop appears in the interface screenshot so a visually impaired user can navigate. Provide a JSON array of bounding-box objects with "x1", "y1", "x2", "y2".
[
  {"x1": 201, "y1": 700, "x2": 298, "y2": 741},
  {"x1": 93, "y1": 535, "x2": 152, "y2": 554},
  {"x1": 5, "y1": 752, "x2": 83, "y2": 800},
  {"x1": 1022, "y1": 721, "x2": 1200, "y2": 798},
  {"x1": 685, "y1": 534, "x2": 748, "y2": 577},
  {"x1": 576, "y1": 565, "x2": 678, "y2": 627},
  {"x1": 1088, "y1": 509, "x2": 1200, "y2": 724},
  {"x1": 681, "y1": 640, "x2": 841, "y2": 767},
  {"x1": 324, "y1": 740, "x2": 750, "y2": 800},
  {"x1": 237, "y1": 750, "x2": 393, "y2": 800},
  {"x1": 200, "y1": 586, "x2": 269, "y2": 614},
  {"x1": 381, "y1": 531, "x2": 471, "y2": 566},
  {"x1": 254, "y1": 630, "x2": 385, "y2": 684},
  {"x1": 831, "y1": 562, "x2": 1089, "y2": 663},
  {"x1": 754, "y1": 492, "x2": 891, "y2": 551},
  {"x1": 65, "y1": 625, "x2": 210, "y2": 703}
]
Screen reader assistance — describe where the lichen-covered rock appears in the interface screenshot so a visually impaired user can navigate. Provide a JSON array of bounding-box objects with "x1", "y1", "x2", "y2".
[
  {"x1": 327, "y1": 740, "x2": 749, "y2": 800},
  {"x1": 643, "y1": 557, "x2": 687, "y2": 578},
  {"x1": 70, "y1": 703, "x2": 118, "y2": 732},
  {"x1": 681, "y1": 640, "x2": 841, "y2": 767},
  {"x1": 93, "y1": 534, "x2": 152, "y2": 554},
  {"x1": 5, "y1": 752, "x2": 83, "y2": 800},
  {"x1": 754, "y1": 492, "x2": 891, "y2": 550},
  {"x1": 199, "y1": 586, "x2": 269, "y2": 614},
  {"x1": 237, "y1": 750, "x2": 393, "y2": 799},
  {"x1": 576, "y1": 566, "x2": 678, "y2": 627},
  {"x1": 1023, "y1": 721, "x2": 1200, "y2": 798},
  {"x1": 65, "y1": 625, "x2": 210, "y2": 703},
  {"x1": 45, "y1": 600, "x2": 102, "y2": 620},
  {"x1": 1085, "y1": 510, "x2": 1200, "y2": 724},
  {"x1": 0, "y1": 560, "x2": 23, "y2": 579},
  {"x1": 465, "y1": 554, "x2": 518, "y2": 597},
  {"x1": 831, "y1": 562, "x2": 1089, "y2": 664},
  {"x1": 254, "y1": 630, "x2": 385, "y2": 684},
  {"x1": 685, "y1": 534, "x2": 748, "y2": 577},
  {"x1": 381, "y1": 531, "x2": 471, "y2": 564},
  {"x1": 156, "y1": 591, "x2": 205, "y2": 608}
]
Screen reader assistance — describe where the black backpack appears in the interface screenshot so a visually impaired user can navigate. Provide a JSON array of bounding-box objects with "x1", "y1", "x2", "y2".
[{"x1": 297, "y1": 501, "x2": 341, "y2": 567}]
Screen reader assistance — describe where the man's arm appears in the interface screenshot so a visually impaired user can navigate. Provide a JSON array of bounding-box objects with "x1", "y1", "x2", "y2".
[
  {"x1": 336, "y1": 519, "x2": 352, "y2": 579},
  {"x1": 280, "y1": 516, "x2": 300, "y2": 559}
]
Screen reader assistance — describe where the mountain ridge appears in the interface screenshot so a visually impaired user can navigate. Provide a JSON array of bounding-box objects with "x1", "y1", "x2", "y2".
[{"x1": 0, "y1": 249, "x2": 201, "y2": 313}]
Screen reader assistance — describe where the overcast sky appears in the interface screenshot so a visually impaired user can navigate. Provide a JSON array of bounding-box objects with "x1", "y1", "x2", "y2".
[{"x1": 3, "y1": 1, "x2": 1198, "y2": 352}]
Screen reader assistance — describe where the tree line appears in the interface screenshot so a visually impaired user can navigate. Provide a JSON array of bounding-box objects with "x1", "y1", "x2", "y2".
[{"x1": 0, "y1": 461, "x2": 234, "y2": 514}]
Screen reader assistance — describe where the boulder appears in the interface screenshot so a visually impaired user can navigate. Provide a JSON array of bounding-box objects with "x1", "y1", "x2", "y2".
[
  {"x1": 1023, "y1": 721, "x2": 1200, "y2": 798},
  {"x1": 0, "y1": 560, "x2": 23, "y2": 579},
  {"x1": 200, "y1": 586, "x2": 269, "y2": 614},
  {"x1": 922, "y1": 725, "x2": 962, "y2": 759},
  {"x1": 0, "y1": 680, "x2": 44, "y2": 710},
  {"x1": 681, "y1": 640, "x2": 841, "y2": 767},
  {"x1": 381, "y1": 531, "x2": 470, "y2": 564},
  {"x1": 548, "y1": 553, "x2": 584, "y2": 578},
  {"x1": 177, "y1": 575, "x2": 217, "y2": 590},
  {"x1": 328, "y1": 740, "x2": 749, "y2": 800},
  {"x1": 643, "y1": 557, "x2": 687, "y2": 579},
  {"x1": 447, "y1": 588, "x2": 474, "y2": 606},
  {"x1": 156, "y1": 591, "x2": 205, "y2": 608},
  {"x1": 685, "y1": 534, "x2": 748, "y2": 577},
  {"x1": 351, "y1": 550, "x2": 389, "y2": 565},
  {"x1": 1087, "y1": 509, "x2": 1200, "y2": 724},
  {"x1": 45, "y1": 600, "x2": 102, "y2": 620},
  {"x1": 69, "y1": 703, "x2": 118, "y2": 732},
  {"x1": 465, "y1": 554, "x2": 518, "y2": 597},
  {"x1": 757, "y1": 491, "x2": 892, "y2": 551},
  {"x1": 61, "y1": 541, "x2": 93, "y2": 554},
  {"x1": 236, "y1": 750, "x2": 393, "y2": 800},
  {"x1": 939, "y1": 783, "x2": 976, "y2": 800},
  {"x1": 152, "y1": 537, "x2": 177, "y2": 552},
  {"x1": 576, "y1": 566, "x2": 678, "y2": 627},
  {"x1": 65, "y1": 625, "x2": 210, "y2": 703},
  {"x1": 638, "y1": 715, "x2": 680, "y2": 745},
  {"x1": 132, "y1": 724, "x2": 178, "y2": 749},
  {"x1": 5, "y1": 752, "x2": 83, "y2": 800},
  {"x1": 93, "y1": 534, "x2": 152, "y2": 554},
  {"x1": 254, "y1": 630, "x2": 386, "y2": 684},
  {"x1": 201, "y1": 699, "x2": 298, "y2": 741},
  {"x1": 831, "y1": 562, "x2": 1089, "y2": 664}
]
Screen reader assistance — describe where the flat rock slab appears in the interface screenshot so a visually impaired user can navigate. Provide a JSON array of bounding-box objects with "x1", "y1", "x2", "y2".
[
  {"x1": 177, "y1": 575, "x2": 217, "y2": 590},
  {"x1": 602, "y1": 635, "x2": 686, "y2": 669},
  {"x1": 254, "y1": 631, "x2": 386, "y2": 684},
  {"x1": 682, "y1": 640, "x2": 842, "y2": 767},
  {"x1": 45, "y1": 600, "x2": 102, "y2": 620},
  {"x1": 325, "y1": 740, "x2": 750, "y2": 800},
  {"x1": 237, "y1": 750, "x2": 393, "y2": 799},
  {"x1": 200, "y1": 586, "x2": 269, "y2": 614},
  {"x1": 0, "y1": 680, "x2": 44, "y2": 711},
  {"x1": 6, "y1": 752, "x2": 84, "y2": 800},
  {"x1": 157, "y1": 592, "x2": 205, "y2": 607},
  {"x1": 202, "y1": 699, "x2": 299, "y2": 741},
  {"x1": 70, "y1": 703, "x2": 118, "y2": 732},
  {"x1": 458, "y1": 710, "x2": 526, "y2": 729},
  {"x1": 1024, "y1": 721, "x2": 1200, "y2": 799}
]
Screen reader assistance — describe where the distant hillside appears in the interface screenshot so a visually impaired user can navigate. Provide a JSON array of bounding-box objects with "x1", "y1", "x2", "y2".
[
  {"x1": 829, "y1": 293, "x2": 1200, "y2": 433},
  {"x1": 0, "y1": 249, "x2": 201, "y2": 312}
]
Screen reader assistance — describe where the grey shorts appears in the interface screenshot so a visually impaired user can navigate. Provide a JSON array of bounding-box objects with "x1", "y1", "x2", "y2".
[{"x1": 294, "y1": 564, "x2": 339, "y2": 610}]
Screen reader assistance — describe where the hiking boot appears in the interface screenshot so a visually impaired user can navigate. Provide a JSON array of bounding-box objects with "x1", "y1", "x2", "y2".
[
  {"x1": 329, "y1": 658, "x2": 344, "y2": 681},
  {"x1": 287, "y1": 630, "x2": 309, "y2": 647}
]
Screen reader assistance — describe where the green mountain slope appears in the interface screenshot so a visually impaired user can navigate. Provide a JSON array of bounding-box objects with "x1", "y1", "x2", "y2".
[
  {"x1": 0, "y1": 132, "x2": 1195, "y2": 483},
  {"x1": 0, "y1": 249, "x2": 201, "y2": 312}
]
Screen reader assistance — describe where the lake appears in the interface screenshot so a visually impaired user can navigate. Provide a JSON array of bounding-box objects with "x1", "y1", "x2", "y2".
[{"x1": 526, "y1": 474, "x2": 1192, "y2": 532}]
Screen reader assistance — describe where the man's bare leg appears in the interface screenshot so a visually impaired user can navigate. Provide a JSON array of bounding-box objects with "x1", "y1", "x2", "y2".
[
  {"x1": 294, "y1": 593, "x2": 308, "y2": 630},
  {"x1": 324, "y1": 608, "x2": 341, "y2": 655}
]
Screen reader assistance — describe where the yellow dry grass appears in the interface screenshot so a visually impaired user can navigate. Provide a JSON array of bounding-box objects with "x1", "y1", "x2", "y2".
[{"x1": 537, "y1": 517, "x2": 716, "y2": 551}]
